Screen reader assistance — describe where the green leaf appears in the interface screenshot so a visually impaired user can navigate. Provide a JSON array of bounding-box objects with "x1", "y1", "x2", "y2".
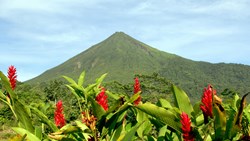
[
  {"x1": 99, "y1": 96, "x2": 133, "y2": 134},
  {"x1": 128, "y1": 92, "x2": 140, "y2": 104},
  {"x1": 63, "y1": 75, "x2": 77, "y2": 85},
  {"x1": 30, "y1": 107, "x2": 58, "y2": 132},
  {"x1": 225, "y1": 108, "x2": 238, "y2": 139},
  {"x1": 88, "y1": 96, "x2": 106, "y2": 120},
  {"x1": 121, "y1": 122, "x2": 144, "y2": 141},
  {"x1": 49, "y1": 124, "x2": 81, "y2": 140},
  {"x1": 78, "y1": 71, "x2": 85, "y2": 86},
  {"x1": 85, "y1": 83, "x2": 98, "y2": 94},
  {"x1": 147, "y1": 136, "x2": 157, "y2": 141},
  {"x1": 12, "y1": 127, "x2": 40, "y2": 141},
  {"x1": 0, "y1": 90, "x2": 6, "y2": 100},
  {"x1": 158, "y1": 125, "x2": 168, "y2": 138},
  {"x1": 110, "y1": 124, "x2": 124, "y2": 141},
  {"x1": 192, "y1": 127, "x2": 203, "y2": 141},
  {"x1": 63, "y1": 75, "x2": 83, "y2": 91},
  {"x1": 195, "y1": 114, "x2": 204, "y2": 127},
  {"x1": 232, "y1": 94, "x2": 240, "y2": 110},
  {"x1": 244, "y1": 109, "x2": 250, "y2": 123},
  {"x1": 148, "y1": 118, "x2": 165, "y2": 129},
  {"x1": 13, "y1": 99, "x2": 35, "y2": 133},
  {"x1": 157, "y1": 98, "x2": 173, "y2": 109},
  {"x1": 171, "y1": 84, "x2": 193, "y2": 117},
  {"x1": 35, "y1": 126, "x2": 42, "y2": 140},
  {"x1": 234, "y1": 93, "x2": 249, "y2": 127},
  {"x1": 98, "y1": 93, "x2": 140, "y2": 133},
  {"x1": 95, "y1": 73, "x2": 107, "y2": 85},
  {"x1": 65, "y1": 85, "x2": 83, "y2": 98},
  {"x1": 226, "y1": 93, "x2": 249, "y2": 139},
  {"x1": 60, "y1": 124, "x2": 80, "y2": 134},
  {"x1": 106, "y1": 91, "x2": 121, "y2": 100},
  {"x1": 134, "y1": 102, "x2": 182, "y2": 133},
  {"x1": 0, "y1": 90, "x2": 8, "y2": 105},
  {"x1": 109, "y1": 93, "x2": 140, "y2": 115},
  {"x1": 213, "y1": 103, "x2": 226, "y2": 140},
  {"x1": 75, "y1": 120, "x2": 91, "y2": 140},
  {"x1": 192, "y1": 102, "x2": 204, "y2": 126},
  {"x1": 61, "y1": 138, "x2": 76, "y2": 141},
  {"x1": 102, "y1": 110, "x2": 127, "y2": 136},
  {"x1": 0, "y1": 71, "x2": 17, "y2": 99},
  {"x1": 75, "y1": 120, "x2": 89, "y2": 131},
  {"x1": 106, "y1": 96, "x2": 125, "y2": 114},
  {"x1": 192, "y1": 101, "x2": 202, "y2": 117},
  {"x1": 0, "y1": 89, "x2": 18, "y2": 119},
  {"x1": 136, "y1": 109, "x2": 152, "y2": 138}
]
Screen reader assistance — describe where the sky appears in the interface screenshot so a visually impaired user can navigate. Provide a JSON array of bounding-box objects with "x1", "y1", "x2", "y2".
[{"x1": 0, "y1": 0, "x2": 250, "y2": 82}]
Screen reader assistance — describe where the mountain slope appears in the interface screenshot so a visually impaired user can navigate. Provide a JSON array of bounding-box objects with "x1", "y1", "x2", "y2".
[
  {"x1": 27, "y1": 32, "x2": 178, "y2": 84},
  {"x1": 27, "y1": 32, "x2": 250, "y2": 99},
  {"x1": 159, "y1": 58, "x2": 250, "y2": 100}
]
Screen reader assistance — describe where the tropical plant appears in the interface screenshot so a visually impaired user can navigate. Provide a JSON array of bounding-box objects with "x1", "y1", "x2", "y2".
[{"x1": 0, "y1": 66, "x2": 250, "y2": 140}]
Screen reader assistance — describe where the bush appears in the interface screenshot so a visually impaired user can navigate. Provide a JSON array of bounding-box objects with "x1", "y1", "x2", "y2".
[{"x1": 1, "y1": 68, "x2": 250, "y2": 140}]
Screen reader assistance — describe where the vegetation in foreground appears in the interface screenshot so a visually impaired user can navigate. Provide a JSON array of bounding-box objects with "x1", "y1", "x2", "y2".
[{"x1": 1, "y1": 66, "x2": 250, "y2": 141}]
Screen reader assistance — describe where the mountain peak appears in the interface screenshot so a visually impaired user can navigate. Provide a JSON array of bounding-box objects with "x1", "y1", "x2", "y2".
[
  {"x1": 28, "y1": 31, "x2": 175, "y2": 83},
  {"x1": 97, "y1": 31, "x2": 160, "y2": 56},
  {"x1": 105, "y1": 31, "x2": 132, "y2": 42},
  {"x1": 113, "y1": 31, "x2": 126, "y2": 36}
]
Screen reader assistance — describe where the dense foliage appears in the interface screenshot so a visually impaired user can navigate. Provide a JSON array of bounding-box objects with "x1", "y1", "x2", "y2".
[{"x1": 1, "y1": 66, "x2": 250, "y2": 141}]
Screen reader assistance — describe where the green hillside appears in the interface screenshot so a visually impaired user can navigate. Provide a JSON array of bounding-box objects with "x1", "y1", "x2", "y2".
[
  {"x1": 159, "y1": 58, "x2": 250, "y2": 100},
  {"x1": 27, "y1": 32, "x2": 178, "y2": 83},
  {"x1": 27, "y1": 32, "x2": 250, "y2": 99}
]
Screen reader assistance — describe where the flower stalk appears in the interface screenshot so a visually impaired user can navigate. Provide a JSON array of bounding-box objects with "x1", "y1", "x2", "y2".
[
  {"x1": 180, "y1": 112, "x2": 194, "y2": 141},
  {"x1": 200, "y1": 85, "x2": 214, "y2": 123},
  {"x1": 54, "y1": 100, "x2": 66, "y2": 128},
  {"x1": 133, "y1": 77, "x2": 141, "y2": 105},
  {"x1": 95, "y1": 87, "x2": 108, "y2": 111},
  {"x1": 7, "y1": 65, "x2": 17, "y2": 90}
]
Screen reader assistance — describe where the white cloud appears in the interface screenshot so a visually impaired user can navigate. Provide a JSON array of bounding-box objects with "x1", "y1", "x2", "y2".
[
  {"x1": 0, "y1": 0, "x2": 250, "y2": 81},
  {"x1": 10, "y1": 30, "x2": 84, "y2": 43},
  {"x1": 190, "y1": 0, "x2": 250, "y2": 18}
]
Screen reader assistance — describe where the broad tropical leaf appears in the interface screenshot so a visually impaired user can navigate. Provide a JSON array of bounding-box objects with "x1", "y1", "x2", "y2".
[
  {"x1": 157, "y1": 98, "x2": 172, "y2": 109},
  {"x1": 30, "y1": 107, "x2": 58, "y2": 132},
  {"x1": 110, "y1": 124, "x2": 124, "y2": 141},
  {"x1": 78, "y1": 71, "x2": 86, "y2": 86},
  {"x1": 95, "y1": 73, "x2": 107, "y2": 85},
  {"x1": 121, "y1": 122, "x2": 144, "y2": 141},
  {"x1": 134, "y1": 102, "x2": 182, "y2": 133},
  {"x1": 172, "y1": 85, "x2": 193, "y2": 117},
  {"x1": 213, "y1": 103, "x2": 226, "y2": 140},
  {"x1": 12, "y1": 127, "x2": 40, "y2": 141},
  {"x1": 136, "y1": 109, "x2": 152, "y2": 138},
  {"x1": 12, "y1": 98, "x2": 35, "y2": 133}
]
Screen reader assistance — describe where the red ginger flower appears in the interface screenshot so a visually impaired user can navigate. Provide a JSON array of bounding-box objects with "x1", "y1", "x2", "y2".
[
  {"x1": 96, "y1": 87, "x2": 108, "y2": 111},
  {"x1": 54, "y1": 100, "x2": 66, "y2": 128},
  {"x1": 133, "y1": 77, "x2": 141, "y2": 105},
  {"x1": 180, "y1": 112, "x2": 194, "y2": 141},
  {"x1": 200, "y1": 84, "x2": 215, "y2": 119},
  {"x1": 8, "y1": 65, "x2": 17, "y2": 90}
]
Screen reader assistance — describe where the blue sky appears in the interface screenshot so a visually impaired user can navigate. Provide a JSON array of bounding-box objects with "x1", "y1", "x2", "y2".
[{"x1": 1, "y1": 0, "x2": 250, "y2": 81}]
